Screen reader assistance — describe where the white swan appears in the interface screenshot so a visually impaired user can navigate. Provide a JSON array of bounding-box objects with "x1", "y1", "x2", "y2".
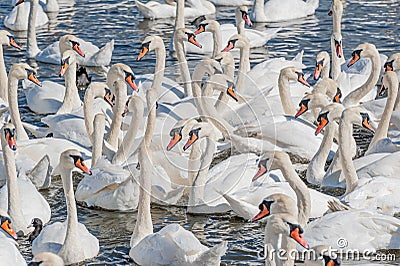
[
  {"x1": 189, "y1": 6, "x2": 280, "y2": 55},
  {"x1": 209, "y1": 0, "x2": 251, "y2": 5},
  {"x1": 135, "y1": 0, "x2": 216, "y2": 19},
  {"x1": 29, "y1": 252, "x2": 65, "y2": 266},
  {"x1": 0, "y1": 30, "x2": 21, "y2": 105},
  {"x1": 4, "y1": 0, "x2": 48, "y2": 31},
  {"x1": 0, "y1": 210, "x2": 26, "y2": 266},
  {"x1": 129, "y1": 88, "x2": 227, "y2": 264},
  {"x1": 0, "y1": 123, "x2": 51, "y2": 235},
  {"x1": 251, "y1": 0, "x2": 319, "y2": 23},
  {"x1": 32, "y1": 149, "x2": 99, "y2": 264}
]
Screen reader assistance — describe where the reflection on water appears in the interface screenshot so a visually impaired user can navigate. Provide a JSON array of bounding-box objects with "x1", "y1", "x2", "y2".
[{"x1": 0, "y1": 0, "x2": 399, "y2": 264}]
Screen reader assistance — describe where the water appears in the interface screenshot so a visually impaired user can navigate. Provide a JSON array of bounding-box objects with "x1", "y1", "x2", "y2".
[{"x1": 0, "y1": 0, "x2": 399, "y2": 265}]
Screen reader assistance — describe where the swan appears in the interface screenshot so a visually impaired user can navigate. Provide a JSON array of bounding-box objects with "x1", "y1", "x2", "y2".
[
  {"x1": 0, "y1": 210, "x2": 26, "y2": 266},
  {"x1": 7, "y1": 63, "x2": 92, "y2": 174},
  {"x1": 385, "y1": 53, "x2": 400, "y2": 81},
  {"x1": 208, "y1": 0, "x2": 252, "y2": 6},
  {"x1": 29, "y1": 252, "x2": 65, "y2": 266},
  {"x1": 129, "y1": 88, "x2": 227, "y2": 264},
  {"x1": 28, "y1": 218, "x2": 43, "y2": 243},
  {"x1": 190, "y1": 6, "x2": 280, "y2": 56},
  {"x1": 0, "y1": 30, "x2": 21, "y2": 105},
  {"x1": 0, "y1": 123, "x2": 51, "y2": 235},
  {"x1": 4, "y1": 0, "x2": 48, "y2": 31},
  {"x1": 32, "y1": 149, "x2": 99, "y2": 264},
  {"x1": 251, "y1": 0, "x2": 319, "y2": 23},
  {"x1": 135, "y1": 0, "x2": 216, "y2": 20}
]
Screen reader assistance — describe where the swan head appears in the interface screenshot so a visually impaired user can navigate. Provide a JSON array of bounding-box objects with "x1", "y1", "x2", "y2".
[
  {"x1": 137, "y1": 35, "x2": 164, "y2": 61},
  {"x1": 0, "y1": 209, "x2": 18, "y2": 240},
  {"x1": 10, "y1": 63, "x2": 41, "y2": 87},
  {"x1": 341, "y1": 106, "x2": 375, "y2": 133},
  {"x1": 193, "y1": 58, "x2": 223, "y2": 77},
  {"x1": 194, "y1": 19, "x2": 220, "y2": 35},
  {"x1": 385, "y1": 53, "x2": 400, "y2": 72},
  {"x1": 280, "y1": 67, "x2": 310, "y2": 87},
  {"x1": 314, "y1": 51, "x2": 330, "y2": 80},
  {"x1": 379, "y1": 71, "x2": 399, "y2": 97},
  {"x1": 347, "y1": 43, "x2": 378, "y2": 67},
  {"x1": 174, "y1": 28, "x2": 202, "y2": 49},
  {"x1": 207, "y1": 74, "x2": 238, "y2": 102},
  {"x1": 2, "y1": 123, "x2": 17, "y2": 151},
  {"x1": 59, "y1": 35, "x2": 85, "y2": 58},
  {"x1": 0, "y1": 30, "x2": 21, "y2": 50},
  {"x1": 252, "y1": 194, "x2": 296, "y2": 222},
  {"x1": 252, "y1": 150, "x2": 290, "y2": 181},
  {"x1": 328, "y1": 0, "x2": 343, "y2": 17},
  {"x1": 107, "y1": 63, "x2": 138, "y2": 93},
  {"x1": 183, "y1": 122, "x2": 216, "y2": 151},
  {"x1": 236, "y1": 6, "x2": 252, "y2": 27},
  {"x1": 167, "y1": 118, "x2": 199, "y2": 151},
  {"x1": 59, "y1": 50, "x2": 76, "y2": 77},
  {"x1": 60, "y1": 149, "x2": 92, "y2": 175},
  {"x1": 331, "y1": 32, "x2": 343, "y2": 59},
  {"x1": 295, "y1": 92, "x2": 330, "y2": 118},
  {"x1": 221, "y1": 34, "x2": 249, "y2": 52},
  {"x1": 315, "y1": 103, "x2": 344, "y2": 135},
  {"x1": 112, "y1": 80, "x2": 128, "y2": 108},
  {"x1": 29, "y1": 252, "x2": 65, "y2": 266}
]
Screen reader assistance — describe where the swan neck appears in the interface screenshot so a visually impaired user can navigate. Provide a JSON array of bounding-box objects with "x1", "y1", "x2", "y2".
[
  {"x1": 278, "y1": 75, "x2": 296, "y2": 116},
  {"x1": 332, "y1": 9, "x2": 342, "y2": 34},
  {"x1": 175, "y1": 0, "x2": 185, "y2": 30},
  {"x1": 106, "y1": 90, "x2": 127, "y2": 150},
  {"x1": 322, "y1": 57, "x2": 331, "y2": 80},
  {"x1": 57, "y1": 62, "x2": 80, "y2": 114},
  {"x1": 212, "y1": 28, "x2": 222, "y2": 58},
  {"x1": 83, "y1": 87, "x2": 99, "y2": 144},
  {"x1": 174, "y1": 37, "x2": 192, "y2": 97},
  {"x1": 339, "y1": 117, "x2": 358, "y2": 194},
  {"x1": 153, "y1": 46, "x2": 166, "y2": 91},
  {"x1": 0, "y1": 46, "x2": 8, "y2": 103},
  {"x1": 91, "y1": 114, "x2": 106, "y2": 166},
  {"x1": 27, "y1": 0, "x2": 40, "y2": 58},
  {"x1": 8, "y1": 76, "x2": 29, "y2": 140},
  {"x1": 236, "y1": 44, "x2": 250, "y2": 93},
  {"x1": 331, "y1": 38, "x2": 341, "y2": 81}
]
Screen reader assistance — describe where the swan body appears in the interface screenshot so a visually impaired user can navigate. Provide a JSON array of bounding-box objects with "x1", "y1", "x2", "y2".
[
  {"x1": 135, "y1": 0, "x2": 216, "y2": 19},
  {"x1": 251, "y1": 0, "x2": 319, "y2": 23},
  {"x1": 209, "y1": 0, "x2": 251, "y2": 5},
  {"x1": 32, "y1": 149, "x2": 99, "y2": 264},
  {"x1": 30, "y1": 252, "x2": 65, "y2": 266},
  {"x1": 4, "y1": 1, "x2": 48, "y2": 31}
]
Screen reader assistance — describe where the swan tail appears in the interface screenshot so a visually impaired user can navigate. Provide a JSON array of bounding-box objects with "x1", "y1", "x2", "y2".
[
  {"x1": 327, "y1": 199, "x2": 351, "y2": 213},
  {"x1": 22, "y1": 122, "x2": 50, "y2": 138},
  {"x1": 90, "y1": 40, "x2": 114, "y2": 66},
  {"x1": 193, "y1": 241, "x2": 228, "y2": 265},
  {"x1": 306, "y1": 0, "x2": 319, "y2": 11},
  {"x1": 135, "y1": 0, "x2": 155, "y2": 19},
  {"x1": 28, "y1": 154, "x2": 52, "y2": 189}
]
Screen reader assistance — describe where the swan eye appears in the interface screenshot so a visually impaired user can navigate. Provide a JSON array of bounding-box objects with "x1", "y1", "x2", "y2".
[
  {"x1": 317, "y1": 112, "x2": 329, "y2": 123},
  {"x1": 298, "y1": 98, "x2": 310, "y2": 108},
  {"x1": 69, "y1": 40, "x2": 80, "y2": 47},
  {"x1": 352, "y1": 49, "x2": 362, "y2": 57},
  {"x1": 316, "y1": 58, "x2": 324, "y2": 66}
]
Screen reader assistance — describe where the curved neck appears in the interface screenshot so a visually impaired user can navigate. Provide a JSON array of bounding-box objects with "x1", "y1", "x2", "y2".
[
  {"x1": 343, "y1": 51, "x2": 381, "y2": 107},
  {"x1": 236, "y1": 44, "x2": 250, "y2": 94},
  {"x1": 59, "y1": 166, "x2": 81, "y2": 254},
  {"x1": 252, "y1": 0, "x2": 268, "y2": 22},
  {"x1": 27, "y1": 0, "x2": 40, "y2": 58},
  {"x1": 211, "y1": 28, "x2": 222, "y2": 58},
  {"x1": 330, "y1": 38, "x2": 343, "y2": 81},
  {"x1": 236, "y1": 21, "x2": 245, "y2": 35},
  {"x1": 332, "y1": 7, "x2": 343, "y2": 34},
  {"x1": 0, "y1": 46, "x2": 8, "y2": 103},
  {"x1": 91, "y1": 114, "x2": 106, "y2": 166},
  {"x1": 153, "y1": 46, "x2": 166, "y2": 92},
  {"x1": 2, "y1": 139, "x2": 25, "y2": 232},
  {"x1": 113, "y1": 98, "x2": 144, "y2": 165},
  {"x1": 338, "y1": 117, "x2": 358, "y2": 194},
  {"x1": 369, "y1": 81, "x2": 398, "y2": 146},
  {"x1": 278, "y1": 75, "x2": 296, "y2": 116},
  {"x1": 8, "y1": 76, "x2": 29, "y2": 141},
  {"x1": 280, "y1": 162, "x2": 311, "y2": 227},
  {"x1": 106, "y1": 90, "x2": 127, "y2": 150},
  {"x1": 57, "y1": 62, "x2": 81, "y2": 114},
  {"x1": 173, "y1": 37, "x2": 192, "y2": 97},
  {"x1": 131, "y1": 90, "x2": 157, "y2": 247},
  {"x1": 83, "y1": 86, "x2": 105, "y2": 144},
  {"x1": 322, "y1": 58, "x2": 330, "y2": 80},
  {"x1": 175, "y1": 0, "x2": 185, "y2": 30}
]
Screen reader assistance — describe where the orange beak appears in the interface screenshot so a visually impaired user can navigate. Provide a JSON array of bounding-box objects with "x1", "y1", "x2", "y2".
[
  {"x1": 188, "y1": 35, "x2": 202, "y2": 48},
  {"x1": 194, "y1": 25, "x2": 205, "y2": 35},
  {"x1": 183, "y1": 133, "x2": 198, "y2": 151},
  {"x1": 137, "y1": 46, "x2": 149, "y2": 61},
  {"x1": 295, "y1": 103, "x2": 308, "y2": 118},
  {"x1": 75, "y1": 158, "x2": 92, "y2": 175},
  {"x1": 315, "y1": 117, "x2": 328, "y2": 135},
  {"x1": 227, "y1": 85, "x2": 239, "y2": 102},
  {"x1": 6, "y1": 133, "x2": 17, "y2": 151},
  {"x1": 1, "y1": 219, "x2": 18, "y2": 240},
  {"x1": 72, "y1": 43, "x2": 85, "y2": 58},
  {"x1": 251, "y1": 204, "x2": 270, "y2": 222},
  {"x1": 242, "y1": 13, "x2": 252, "y2": 27},
  {"x1": 297, "y1": 74, "x2": 310, "y2": 87},
  {"x1": 59, "y1": 61, "x2": 69, "y2": 77},
  {"x1": 125, "y1": 74, "x2": 138, "y2": 92},
  {"x1": 290, "y1": 228, "x2": 309, "y2": 249},
  {"x1": 313, "y1": 63, "x2": 322, "y2": 80},
  {"x1": 362, "y1": 116, "x2": 375, "y2": 133},
  {"x1": 333, "y1": 89, "x2": 342, "y2": 103},
  {"x1": 104, "y1": 90, "x2": 115, "y2": 106},
  {"x1": 28, "y1": 72, "x2": 42, "y2": 87},
  {"x1": 222, "y1": 42, "x2": 234, "y2": 52},
  {"x1": 335, "y1": 42, "x2": 343, "y2": 58},
  {"x1": 347, "y1": 52, "x2": 360, "y2": 67},
  {"x1": 167, "y1": 133, "x2": 182, "y2": 151},
  {"x1": 252, "y1": 163, "x2": 267, "y2": 181},
  {"x1": 9, "y1": 37, "x2": 21, "y2": 50}
]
